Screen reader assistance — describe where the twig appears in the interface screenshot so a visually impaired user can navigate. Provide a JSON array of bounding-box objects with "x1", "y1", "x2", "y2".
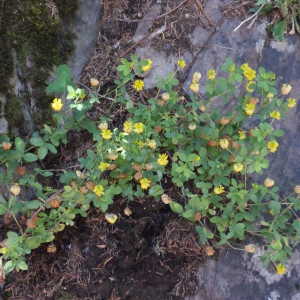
[
  {"x1": 116, "y1": 0, "x2": 189, "y2": 23},
  {"x1": 119, "y1": 33, "x2": 149, "y2": 57},
  {"x1": 234, "y1": 3, "x2": 266, "y2": 32},
  {"x1": 194, "y1": 0, "x2": 214, "y2": 27}
]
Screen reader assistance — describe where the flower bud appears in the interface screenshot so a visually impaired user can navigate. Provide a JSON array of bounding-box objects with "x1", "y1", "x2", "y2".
[
  {"x1": 220, "y1": 117, "x2": 230, "y2": 125},
  {"x1": 161, "y1": 92, "x2": 170, "y2": 101},
  {"x1": 294, "y1": 185, "x2": 300, "y2": 194},
  {"x1": 188, "y1": 124, "x2": 196, "y2": 130},
  {"x1": 205, "y1": 246, "x2": 214, "y2": 256},
  {"x1": 192, "y1": 72, "x2": 202, "y2": 83},
  {"x1": 98, "y1": 122, "x2": 108, "y2": 131},
  {"x1": 2, "y1": 142, "x2": 11, "y2": 150}
]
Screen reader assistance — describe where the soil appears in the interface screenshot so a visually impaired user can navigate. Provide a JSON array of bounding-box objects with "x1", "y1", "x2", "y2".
[{"x1": 4, "y1": 199, "x2": 202, "y2": 300}]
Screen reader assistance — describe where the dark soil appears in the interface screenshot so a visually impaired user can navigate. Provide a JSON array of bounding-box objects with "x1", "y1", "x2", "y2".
[{"x1": 4, "y1": 199, "x2": 202, "y2": 299}]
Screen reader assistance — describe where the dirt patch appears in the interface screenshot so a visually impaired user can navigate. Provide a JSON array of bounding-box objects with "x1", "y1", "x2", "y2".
[{"x1": 4, "y1": 199, "x2": 202, "y2": 299}]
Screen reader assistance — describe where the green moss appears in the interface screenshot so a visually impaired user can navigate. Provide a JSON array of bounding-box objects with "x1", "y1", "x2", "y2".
[
  {"x1": 4, "y1": 95, "x2": 24, "y2": 127},
  {"x1": 0, "y1": 0, "x2": 79, "y2": 131}
]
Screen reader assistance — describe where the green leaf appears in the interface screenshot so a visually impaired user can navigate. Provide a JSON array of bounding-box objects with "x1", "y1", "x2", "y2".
[
  {"x1": 17, "y1": 260, "x2": 28, "y2": 271},
  {"x1": 30, "y1": 137, "x2": 45, "y2": 147},
  {"x1": 38, "y1": 145, "x2": 48, "y2": 160},
  {"x1": 46, "y1": 143, "x2": 57, "y2": 154},
  {"x1": 4, "y1": 261, "x2": 14, "y2": 274},
  {"x1": 272, "y1": 129, "x2": 284, "y2": 137},
  {"x1": 182, "y1": 209, "x2": 195, "y2": 218},
  {"x1": 15, "y1": 137, "x2": 25, "y2": 155},
  {"x1": 26, "y1": 200, "x2": 42, "y2": 210},
  {"x1": 23, "y1": 153, "x2": 38, "y2": 162},
  {"x1": 268, "y1": 19, "x2": 287, "y2": 42},
  {"x1": 170, "y1": 201, "x2": 184, "y2": 214}
]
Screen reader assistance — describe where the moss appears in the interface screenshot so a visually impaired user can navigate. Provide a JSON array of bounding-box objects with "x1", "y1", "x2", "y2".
[
  {"x1": 0, "y1": 0, "x2": 79, "y2": 131},
  {"x1": 4, "y1": 95, "x2": 24, "y2": 127}
]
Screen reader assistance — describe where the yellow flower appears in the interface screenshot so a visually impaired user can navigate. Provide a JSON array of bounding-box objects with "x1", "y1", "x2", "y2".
[
  {"x1": 214, "y1": 185, "x2": 225, "y2": 195},
  {"x1": 188, "y1": 124, "x2": 196, "y2": 130},
  {"x1": 142, "y1": 59, "x2": 152, "y2": 72},
  {"x1": 246, "y1": 81, "x2": 255, "y2": 92},
  {"x1": 157, "y1": 153, "x2": 168, "y2": 166},
  {"x1": 207, "y1": 69, "x2": 216, "y2": 80},
  {"x1": 219, "y1": 139, "x2": 229, "y2": 149},
  {"x1": 99, "y1": 162, "x2": 110, "y2": 171},
  {"x1": 233, "y1": 163, "x2": 244, "y2": 172},
  {"x1": 90, "y1": 78, "x2": 99, "y2": 87},
  {"x1": 195, "y1": 156, "x2": 200, "y2": 162},
  {"x1": 266, "y1": 93, "x2": 274, "y2": 99},
  {"x1": 238, "y1": 130, "x2": 246, "y2": 140},
  {"x1": 244, "y1": 68, "x2": 256, "y2": 81},
  {"x1": 101, "y1": 129, "x2": 112, "y2": 140},
  {"x1": 241, "y1": 63, "x2": 249, "y2": 71},
  {"x1": 267, "y1": 140, "x2": 278, "y2": 153},
  {"x1": 134, "y1": 140, "x2": 144, "y2": 149},
  {"x1": 281, "y1": 84, "x2": 292, "y2": 95},
  {"x1": 98, "y1": 122, "x2": 108, "y2": 131},
  {"x1": 287, "y1": 98, "x2": 296, "y2": 108},
  {"x1": 190, "y1": 82, "x2": 199, "y2": 93},
  {"x1": 105, "y1": 213, "x2": 118, "y2": 224},
  {"x1": 134, "y1": 122, "x2": 144, "y2": 134},
  {"x1": 123, "y1": 121, "x2": 133, "y2": 133},
  {"x1": 140, "y1": 178, "x2": 151, "y2": 189},
  {"x1": 177, "y1": 59, "x2": 186, "y2": 68},
  {"x1": 192, "y1": 72, "x2": 202, "y2": 83},
  {"x1": 276, "y1": 264, "x2": 286, "y2": 275},
  {"x1": 0, "y1": 248, "x2": 8, "y2": 254},
  {"x1": 244, "y1": 103, "x2": 255, "y2": 116},
  {"x1": 148, "y1": 140, "x2": 156, "y2": 149},
  {"x1": 133, "y1": 80, "x2": 144, "y2": 91},
  {"x1": 270, "y1": 111, "x2": 280, "y2": 120},
  {"x1": 93, "y1": 185, "x2": 104, "y2": 196},
  {"x1": 51, "y1": 98, "x2": 63, "y2": 111},
  {"x1": 269, "y1": 209, "x2": 274, "y2": 215}
]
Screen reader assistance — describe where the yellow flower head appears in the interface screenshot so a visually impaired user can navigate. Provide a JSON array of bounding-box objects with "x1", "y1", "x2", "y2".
[
  {"x1": 276, "y1": 264, "x2": 286, "y2": 275},
  {"x1": 99, "y1": 162, "x2": 110, "y2": 171},
  {"x1": 214, "y1": 185, "x2": 225, "y2": 195},
  {"x1": 266, "y1": 93, "x2": 274, "y2": 99},
  {"x1": 140, "y1": 178, "x2": 151, "y2": 189},
  {"x1": 123, "y1": 121, "x2": 133, "y2": 133},
  {"x1": 192, "y1": 72, "x2": 202, "y2": 83},
  {"x1": 161, "y1": 92, "x2": 170, "y2": 101},
  {"x1": 51, "y1": 98, "x2": 63, "y2": 111},
  {"x1": 101, "y1": 129, "x2": 112, "y2": 140},
  {"x1": 241, "y1": 63, "x2": 249, "y2": 71},
  {"x1": 233, "y1": 163, "x2": 244, "y2": 172},
  {"x1": 270, "y1": 111, "x2": 281, "y2": 120},
  {"x1": 0, "y1": 248, "x2": 8, "y2": 254},
  {"x1": 134, "y1": 122, "x2": 144, "y2": 134},
  {"x1": 148, "y1": 140, "x2": 156, "y2": 149},
  {"x1": 244, "y1": 68, "x2": 256, "y2": 81},
  {"x1": 177, "y1": 59, "x2": 186, "y2": 68},
  {"x1": 195, "y1": 156, "x2": 200, "y2": 162},
  {"x1": 219, "y1": 139, "x2": 229, "y2": 149},
  {"x1": 207, "y1": 69, "x2": 216, "y2": 80},
  {"x1": 238, "y1": 130, "x2": 246, "y2": 140},
  {"x1": 267, "y1": 140, "x2": 278, "y2": 153},
  {"x1": 287, "y1": 98, "x2": 296, "y2": 108},
  {"x1": 134, "y1": 140, "x2": 144, "y2": 149},
  {"x1": 246, "y1": 81, "x2": 255, "y2": 93},
  {"x1": 133, "y1": 79, "x2": 144, "y2": 91},
  {"x1": 190, "y1": 82, "x2": 199, "y2": 93},
  {"x1": 142, "y1": 59, "x2": 152, "y2": 72},
  {"x1": 93, "y1": 184, "x2": 104, "y2": 196},
  {"x1": 244, "y1": 103, "x2": 255, "y2": 116},
  {"x1": 157, "y1": 153, "x2": 168, "y2": 166},
  {"x1": 281, "y1": 84, "x2": 292, "y2": 95}
]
